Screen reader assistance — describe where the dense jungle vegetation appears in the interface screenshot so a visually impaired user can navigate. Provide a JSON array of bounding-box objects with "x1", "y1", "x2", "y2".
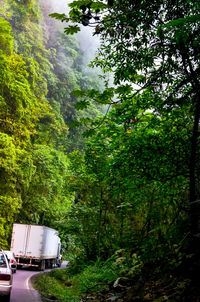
[
  {"x1": 0, "y1": 0, "x2": 100, "y2": 247},
  {"x1": 1, "y1": 0, "x2": 200, "y2": 301}
]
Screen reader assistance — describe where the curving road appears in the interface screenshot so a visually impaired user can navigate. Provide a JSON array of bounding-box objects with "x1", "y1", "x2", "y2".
[{"x1": 10, "y1": 262, "x2": 68, "y2": 302}]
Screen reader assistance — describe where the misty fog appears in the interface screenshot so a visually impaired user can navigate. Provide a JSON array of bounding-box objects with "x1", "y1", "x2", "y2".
[{"x1": 44, "y1": 0, "x2": 100, "y2": 64}]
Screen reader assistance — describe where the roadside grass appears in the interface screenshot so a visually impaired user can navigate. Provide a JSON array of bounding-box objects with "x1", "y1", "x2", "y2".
[
  {"x1": 33, "y1": 260, "x2": 119, "y2": 302},
  {"x1": 33, "y1": 270, "x2": 81, "y2": 302}
]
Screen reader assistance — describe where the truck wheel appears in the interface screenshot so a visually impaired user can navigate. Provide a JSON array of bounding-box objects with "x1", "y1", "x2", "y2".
[
  {"x1": 39, "y1": 260, "x2": 45, "y2": 271},
  {"x1": 3, "y1": 293, "x2": 10, "y2": 302}
]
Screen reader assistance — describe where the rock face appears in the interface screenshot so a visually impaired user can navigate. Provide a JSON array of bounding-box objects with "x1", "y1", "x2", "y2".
[
  {"x1": 81, "y1": 278, "x2": 145, "y2": 302},
  {"x1": 80, "y1": 273, "x2": 200, "y2": 302}
]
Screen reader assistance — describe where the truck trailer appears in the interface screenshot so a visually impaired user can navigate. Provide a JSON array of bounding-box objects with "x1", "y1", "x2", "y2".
[{"x1": 11, "y1": 223, "x2": 62, "y2": 270}]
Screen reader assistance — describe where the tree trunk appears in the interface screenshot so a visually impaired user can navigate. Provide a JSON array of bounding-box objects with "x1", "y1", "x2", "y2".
[
  {"x1": 189, "y1": 95, "x2": 200, "y2": 236},
  {"x1": 97, "y1": 187, "x2": 103, "y2": 258}
]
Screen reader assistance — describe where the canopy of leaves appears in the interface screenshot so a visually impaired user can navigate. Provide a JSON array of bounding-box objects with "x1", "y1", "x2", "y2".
[{"x1": 50, "y1": 2, "x2": 200, "y2": 298}]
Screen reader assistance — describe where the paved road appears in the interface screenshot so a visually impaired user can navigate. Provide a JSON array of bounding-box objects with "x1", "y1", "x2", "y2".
[{"x1": 10, "y1": 262, "x2": 68, "y2": 302}]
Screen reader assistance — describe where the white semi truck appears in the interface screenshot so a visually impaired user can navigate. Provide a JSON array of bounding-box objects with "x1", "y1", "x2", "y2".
[{"x1": 10, "y1": 223, "x2": 62, "y2": 270}]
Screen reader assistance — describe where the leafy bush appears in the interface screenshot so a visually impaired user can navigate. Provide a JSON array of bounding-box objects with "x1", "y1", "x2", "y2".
[
  {"x1": 65, "y1": 250, "x2": 88, "y2": 276},
  {"x1": 74, "y1": 258, "x2": 119, "y2": 293}
]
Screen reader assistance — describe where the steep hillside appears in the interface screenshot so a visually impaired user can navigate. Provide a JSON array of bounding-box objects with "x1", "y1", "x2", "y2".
[{"x1": 0, "y1": 0, "x2": 100, "y2": 247}]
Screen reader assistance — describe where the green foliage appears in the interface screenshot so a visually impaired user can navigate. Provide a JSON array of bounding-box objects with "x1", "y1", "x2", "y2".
[
  {"x1": 33, "y1": 270, "x2": 80, "y2": 302},
  {"x1": 1, "y1": 0, "x2": 199, "y2": 299},
  {"x1": 68, "y1": 0, "x2": 107, "y2": 11},
  {"x1": 6, "y1": 0, "x2": 41, "y2": 28},
  {"x1": 50, "y1": 0, "x2": 107, "y2": 30},
  {"x1": 0, "y1": 17, "x2": 13, "y2": 54},
  {"x1": 64, "y1": 25, "x2": 80, "y2": 35},
  {"x1": 75, "y1": 260, "x2": 118, "y2": 293},
  {"x1": 164, "y1": 14, "x2": 200, "y2": 28},
  {"x1": 34, "y1": 258, "x2": 118, "y2": 301},
  {"x1": 65, "y1": 102, "x2": 190, "y2": 268},
  {"x1": 48, "y1": 13, "x2": 69, "y2": 22},
  {"x1": 0, "y1": 16, "x2": 45, "y2": 245},
  {"x1": 34, "y1": 252, "x2": 143, "y2": 301},
  {"x1": 30, "y1": 0, "x2": 200, "y2": 300},
  {"x1": 18, "y1": 145, "x2": 74, "y2": 225},
  {"x1": 42, "y1": 3, "x2": 102, "y2": 151},
  {"x1": 0, "y1": 0, "x2": 83, "y2": 247},
  {"x1": 0, "y1": 133, "x2": 28, "y2": 247},
  {"x1": 57, "y1": 1, "x2": 200, "y2": 273}
]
